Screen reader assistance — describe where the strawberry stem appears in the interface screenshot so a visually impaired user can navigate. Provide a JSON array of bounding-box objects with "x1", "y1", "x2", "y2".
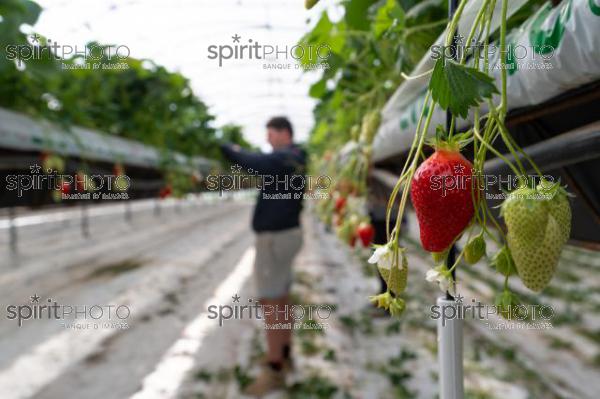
[{"x1": 499, "y1": 0, "x2": 509, "y2": 119}]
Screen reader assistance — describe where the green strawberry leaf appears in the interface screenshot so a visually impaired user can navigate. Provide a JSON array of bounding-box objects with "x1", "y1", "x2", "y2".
[
  {"x1": 429, "y1": 59, "x2": 499, "y2": 118},
  {"x1": 344, "y1": 0, "x2": 372, "y2": 31},
  {"x1": 309, "y1": 78, "x2": 327, "y2": 98},
  {"x1": 372, "y1": 0, "x2": 405, "y2": 38}
]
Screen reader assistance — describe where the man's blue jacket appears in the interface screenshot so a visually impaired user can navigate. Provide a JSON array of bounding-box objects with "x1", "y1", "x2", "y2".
[{"x1": 221, "y1": 143, "x2": 307, "y2": 232}]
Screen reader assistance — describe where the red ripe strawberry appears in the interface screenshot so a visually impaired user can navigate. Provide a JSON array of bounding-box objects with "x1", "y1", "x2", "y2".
[
  {"x1": 40, "y1": 151, "x2": 50, "y2": 164},
  {"x1": 113, "y1": 163, "x2": 125, "y2": 176},
  {"x1": 159, "y1": 185, "x2": 172, "y2": 199},
  {"x1": 349, "y1": 235, "x2": 357, "y2": 248},
  {"x1": 356, "y1": 222, "x2": 375, "y2": 247},
  {"x1": 335, "y1": 196, "x2": 346, "y2": 214},
  {"x1": 410, "y1": 143, "x2": 478, "y2": 252},
  {"x1": 75, "y1": 171, "x2": 86, "y2": 192},
  {"x1": 60, "y1": 181, "x2": 71, "y2": 195}
]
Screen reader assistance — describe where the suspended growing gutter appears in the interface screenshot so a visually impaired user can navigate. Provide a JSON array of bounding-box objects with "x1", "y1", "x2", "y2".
[
  {"x1": 373, "y1": 0, "x2": 600, "y2": 162},
  {"x1": 0, "y1": 107, "x2": 214, "y2": 173}
]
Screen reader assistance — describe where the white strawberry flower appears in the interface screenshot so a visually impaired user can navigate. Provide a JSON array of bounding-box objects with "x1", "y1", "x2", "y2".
[
  {"x1": 368, "y1": 243, "x2": 394, "y2": 270},
  {"x1": 425, "y1": 268, "x2": 442, "y2": 282},
  {"x1": 425, "y1": 265, "x2": 456, "y2": 295}
]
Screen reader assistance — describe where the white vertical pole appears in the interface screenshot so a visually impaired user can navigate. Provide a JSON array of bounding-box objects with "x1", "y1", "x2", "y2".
[
  {"x1": 441, "y1": 0, "x2": 463, "y2": 393},
  {"x1": 9, "y1": 206, "x2": 17, "y2": 253},
  {"x1": 81, "y1": 202, "x2": 90, "y2": 237},
  {"x1": 437, "y1": 296, "x2": 464, "y2": 399}
]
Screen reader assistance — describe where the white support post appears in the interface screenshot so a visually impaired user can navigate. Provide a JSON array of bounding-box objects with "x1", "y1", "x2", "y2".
[
  {"x1": 437, "y1": 296, "x2": 464, "y2": 399},
  {"x1": 9, "y1": 206, "x2": 17, "y2": 253}
]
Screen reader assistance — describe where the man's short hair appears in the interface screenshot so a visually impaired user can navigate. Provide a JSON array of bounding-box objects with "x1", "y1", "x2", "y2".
[{"x1": 266, "y1": 116, "x2": 294, "y2": 137}]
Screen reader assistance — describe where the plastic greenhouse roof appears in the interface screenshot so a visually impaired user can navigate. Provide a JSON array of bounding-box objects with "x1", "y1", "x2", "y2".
[{"x1": 34, "y1": 0, "x2": 326, "y2": 150}]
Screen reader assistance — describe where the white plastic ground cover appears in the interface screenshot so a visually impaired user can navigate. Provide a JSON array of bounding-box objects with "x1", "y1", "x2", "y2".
[
  {"x1": 373, "y1": 0, "x2": 600, "y2": 162},
  {"x1": 0, "y1": 107, "x2": 213, "y2": 172}
]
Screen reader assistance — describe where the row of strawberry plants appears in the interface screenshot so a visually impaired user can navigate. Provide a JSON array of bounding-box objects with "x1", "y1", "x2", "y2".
[{"x1": 0, "y1": 0, "x2": 252, "y2": 196}]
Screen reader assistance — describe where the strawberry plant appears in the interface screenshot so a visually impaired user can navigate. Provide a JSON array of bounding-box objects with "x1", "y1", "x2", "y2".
[
  {"x1": 303, "y1": 0, "x2": 450, "y2": 313},
  {"x1": 313, "y1": 108, "x2": 383, "y2": 253},
  {"x1": 370, "y1": 0, "x2": 572, "y2": 316}
]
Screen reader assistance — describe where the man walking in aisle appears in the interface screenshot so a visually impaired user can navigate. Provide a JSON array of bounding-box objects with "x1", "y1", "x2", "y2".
[{"x1": 221, "y1": 116, "x2": 306, "y2": 396}]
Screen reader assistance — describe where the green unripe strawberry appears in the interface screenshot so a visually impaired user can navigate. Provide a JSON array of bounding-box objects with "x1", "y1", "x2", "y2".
[
  {"x1": 510, "y1": 215, "x2": 563, "y2": 291},
  {"x1": 51, "y1": 189, "x2": 62, "y2": 203},
  {"x1": 335, "y1": 221, "x2": 354, "y2": 243},
  {"x1": 491, "y1": 246, "x2": 516, "y2": 276},
  {"x1": 538, "y1": 180, "x2": 571, "y2": 242},
  {"x1": 378, "y1": 251, "x2": 408, "y2": 295},
  {"x1": 495, "y1": 290, "x2": 521, "y2": 320},
  {"x1": 464, "y1": 234, "x2": 486, "y2": 264},
  {"x1": 324, "y1": 198, "x2": 335, "y2": 223},
  {"x1": 359, "y1": 110, "x2": 381, "y2": 145},
  {"x1": 501, "y1": 183, "x2": 571, "y2": 292},
  {"x1": 113, "y1": 176, "x2": 129, "y2": 192},
  {"x1": 501, "y1": 186, "x2": 548, "y2": 244},
  {"x1": 350, "y1": 125, "x2": 360, "y2": 141},
  {"x1": 43, "y1": 154, "x2": 65, "y2": 173}
]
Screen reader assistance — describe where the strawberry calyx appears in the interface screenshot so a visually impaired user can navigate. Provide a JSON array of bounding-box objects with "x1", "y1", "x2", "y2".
[
  {"x1": 499, "y1": 186, "x2": 538, "y2": 216},
  {"x1": 369, "y1": 291, "x2": 392, "y2": 309},
  {"x1": 495, "y1": 289, "x2": 521, "y2": 320},
  {"x1": 501, "y1": 179, "x2": 571, "y2": 217},
  {"x1": 368, "y1": 292, "x2": 405, "y2": 317},
  {"x1": 427, "y1": 127, "x2": 473, "y2": 153},
  {"x1": 431, "y1": 249, "x2": 448, "y2": 263},
  {"x1": 388, "y1": 297, "x2": 406, "y2": 317},
  {"x1": 429, "y1": 139, "x2": 460, "y2": 153},
  {"x1": 536, "y1": 178, "x2": 571, "y2": 200}
]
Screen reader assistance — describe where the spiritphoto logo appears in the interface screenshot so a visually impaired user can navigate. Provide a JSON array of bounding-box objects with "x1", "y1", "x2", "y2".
[
  {"x1": 430, "y1": 294, "x2": 554, "y2": 330},
  {"x1": 5, "y1": 294, "x2": 131, "y2": 330},
  {"x1": 4, "y1": 164, "x2": 131, "y2": 199},
  {"x1": 206, "y1": 164, "x2": 331, "y2": 199},
  {"x1": 207, "y1": 293, "x2": 333, "y2": 330},
  {"x1": 5, "y1": 34, "x2": 131, "y2": 70},
  {"x1": 428, "y1": 169, "x2": 555, "y2": 199},
  {"x1": 430, "y1": 34, "x2": 555, "y2": 71},
  {"x1": 207, "y1": 33, "x2": 331, "y2": 70}
]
